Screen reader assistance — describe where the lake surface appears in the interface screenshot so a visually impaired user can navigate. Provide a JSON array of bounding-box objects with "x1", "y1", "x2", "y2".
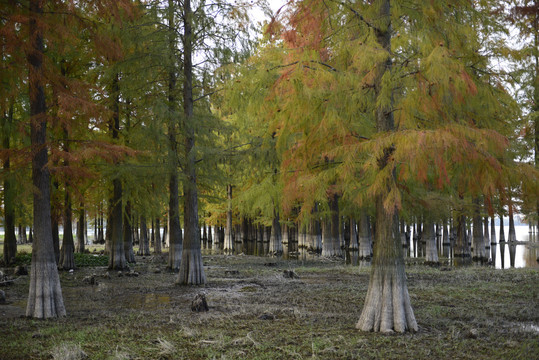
[{"x1": 406, "y1": 225, "x2": 538, "y2": 269}]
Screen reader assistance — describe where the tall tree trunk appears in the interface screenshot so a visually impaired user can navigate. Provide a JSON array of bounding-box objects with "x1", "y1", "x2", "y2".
[
  {"x1": 167, "y1": 0, "x2": 182, "y2": 271},
  {"x1": 59, "y1": 189, "x2": 75, "y2": 270},
  {"x1": 322, "y1": 194, "x2": 342, "y2": 256},
  {"x1": 224, "y1": 184, "x2": 234, "y2": 254},
  {"x1": 330, "y1": 194, "x2": 341, "y2": 256},
  {"x1": 358, "y1": 212, "x2": 372, "y2": 259},
  {"x1": 454, "y1": 211, "x2": 471, "y2": 265},
  {"x1": 123, "y1": 201, "x2": 135, "y2": 263},
  {"x1": 269, "y1": 210, "x2": 282, "y2": 255},
  {"x1": 163, "y1": 219, "x2": 168, "y2": 248},
  {"x1": 349, "y1": 218, "x2": 358, "y2": 250},
  {"x1": 2, "y1": 102, "x2": 17, "y2": 264},
  {"x1": 508, "y1": 203, "x2": 517, "y2": 242},
  {"x1": 202, "y1": 221, "x2": 208, "y2": 249},
  {"x1": 472, "y1": 198, "x2": 487, "y2": 263},
  {"x1": 154, "y1": 218, "x2": 162, "y2": 254},
  {"x1": 76, "y1": 203, "x2": 85, "y2": 253},
  {"x1": 442, "y1": 219, "x2": 450, "y2": 258},
  {"x1": 51, "y1": 180, "x2": 60, "y2": 264},
  {"x1": 322, "y1": 195, "x2": 340, "y2": 257},
  {"x1": 108, "y1": 73, "x2": 126, "y2": 270},
  {"x1": 177, "y1": 0, "x2": 205, "y2": 285},
  {"x1": 490, "y1": 216, "x2": 497, "y2": 265},
  {"x1": 499, "y1": 212, "x2": 506, "y2": 242},
  {"x1": 139, "y1": 216, "x2": 150, "y2": 256},
  {"x1": 357, "y1": 0, "x2": 417, "y2": 332},
  {"x1": 483, "y1": 217, "x2": 490, "y2": 252},
  {"x1": 534, "y1": 6, "x2": 539, "y2": 238},
  {"x1": 26, "y1": 0, "x2": 65, "y2": 318},
  {"x1": 424, "y1": 221, "x2": 438, "y2": 263},
  {"x1": 59, "y1": 124, "x2": 75, "y2": 269}
]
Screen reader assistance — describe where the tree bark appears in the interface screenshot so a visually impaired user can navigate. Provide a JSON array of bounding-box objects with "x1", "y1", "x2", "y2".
[
  {"x1": 424, "y1": 221, "x2": 438, "y2": 263},
  {"x1": 499, "y1": 213, "x2": 506, "y2": 242},
  {"x1": 76, "y1": 203, "x2": 85, "y2": 253},
  {"x1": 508, "y1": 202, "x2": 517, "y2": 242},
  {"x1": 224, "y1": 184, "x2": 234, "y2": 254},
  {"x1": 59, "y1": 188, "x2": 75, "y2": 270},
  {"x1": 357, "y1": 0, "x2": 417, "y2": 333},
  {"x1": 166, "y1": 0, "x2": 182, "y2": 271},
  {"x1": 154, "y1": 218, "x2": 162, "y2": 254},
  {"x1": 483, "y1": 217, "x2": 490, "y2": 251},
  {"x1": 2, "y1": 102, "x2": 17, "y2": 265},
  {"x1": 358, "y1": 212, "x2": 372, "y2": 259},
  {"x1": 349, "y1": 218, "x2": 359, "y2": 250},
  {"x1": 51, "y1": 180, "x2": 60, "y2": 264},
  {"x1": 138, "y1": 216, "x2": 150, "y2": 256},
  {"x1": 123, "y1": 201, "x2": 135, "y2": 263},
  {"x1": 357, "y1": 199, "x2": 417, "y2": 332},
  {"x1": 108, "y1": 73, "x2": 126, "y2": 270},
  {"x1": 490, "y1": 216, "x2": 497, "y2": 265},
  {"x1": 269, "y1": 211, "x2": 283, "y2": 255},
  {"x1": 26, "y1": 0, "x2": 66, "y2": 318},
  {"x1": 472, "y1": 198, "x2": 487, "y2": 263},
  {"x1": 177, "y1": 0, "x2": 205, "y2": 285}
]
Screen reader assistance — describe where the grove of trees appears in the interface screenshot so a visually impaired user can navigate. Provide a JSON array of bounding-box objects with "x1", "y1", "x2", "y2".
[{"x1": 0, "y1": 0, "x2": 537, "y2": 333}]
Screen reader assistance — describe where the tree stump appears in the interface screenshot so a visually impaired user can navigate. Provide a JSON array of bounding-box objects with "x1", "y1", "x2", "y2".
[{"x1": 191, "y1": 293, "x2": 208, "y2": 312}]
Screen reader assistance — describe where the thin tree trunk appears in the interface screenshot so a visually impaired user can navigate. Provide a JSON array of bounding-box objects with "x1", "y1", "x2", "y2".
[
  {"x1": 2, "y1": 102, "x2": 17, "y2": 264},
  {"x1": 26, "y1": 0, "x2": 66, "y2": 318},
  {"x1": 442, "y1": 219, "x2": 450, "y2": 258},
  {"x1": 499, "y1": 213, "x2": 506, "y2": 242},
  {"x1": 483, "y1": 217, "x2": 490, "y2": 251},
  {"x1": 177, "y1": 0, "x2": 205, "y2": 285},
  {"x1": 166, "y1": 0, "x2": 182, "y2": 271},
  {"x1": 454, "y1": 211, "x2": 471, "y2": 265},
  {"x1": 51, "y1": 180, "x2": 60, "y2": 264},
  {"x1": 59, "y1": 188, "x2": 75, "y2": 270},
  {"x1": 139, "y1": 216, "x2": 150, "y2": 256},
  {"x1": 269, "y1": 210, "x2": 283, "y2": 255},
  {"x1": 358, "y1": 212, "x2": 373, "y2": 259},
  {"x1": 472, "y1": 198, "x2": 487, "y2": 263},
  {"x1": 123, "y1": 201, "x2": 135, "y2": 263},
  {"x1": 508, "y1": 202, "x2": 517, "y2": 242},
  {"x1": 154, "y1": 218, "x2": 162, "y2": 254},
  {"x1": 224, "y1": 184, "x2": 234, "y2": 254},
  {"x1": 490, "y1": 216, "x2": 497, "y2": 265},
  {"x1": 163, "y1": 219, "x2": 168, "y2": 248},
  {"x1": 107, "y1": 73, "x2": 126, "y2": 270},
  {"x1": 349, "y1": 218, "x2": 359, "y2": 250},
  {"x1": 76, "y1": 203, "x2": 85, "y2": 253},
  {"x1": 424, "y1": 221, "x2": 438, "y2": 263},
  {"x1": 330, "y1": 194, "x2": 341, "y2": 256},
  {"x1": 59, "y1": 122, "x2": 75, "y2": 269}
]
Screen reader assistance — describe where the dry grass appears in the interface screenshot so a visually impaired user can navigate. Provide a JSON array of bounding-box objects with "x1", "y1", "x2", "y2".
[{"x1": 0, "y1": 254, "x2": 538, "y2": 359}]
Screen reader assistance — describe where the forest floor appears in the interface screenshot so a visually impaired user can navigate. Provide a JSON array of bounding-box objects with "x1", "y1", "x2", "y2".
[{"x1": 0, "y1": 252, "x2": 538, "y2": 360}]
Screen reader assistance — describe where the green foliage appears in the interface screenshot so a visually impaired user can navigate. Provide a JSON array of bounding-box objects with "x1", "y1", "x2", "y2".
[{"x1": 10, "y1": 251, "x2": 108, "y2": 267}]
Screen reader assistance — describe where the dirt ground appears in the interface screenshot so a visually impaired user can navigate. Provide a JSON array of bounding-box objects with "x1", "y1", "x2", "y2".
[{"x1": 1, "y1": 253, "x2": 538, "y2": 359}]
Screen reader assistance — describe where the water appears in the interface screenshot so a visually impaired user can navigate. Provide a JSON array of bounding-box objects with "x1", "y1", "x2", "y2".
[{"x1": 406, "y1": 225, "x2": 538, "y2": 269}]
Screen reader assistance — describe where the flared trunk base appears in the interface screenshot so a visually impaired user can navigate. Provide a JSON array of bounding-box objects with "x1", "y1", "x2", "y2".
[
  {"x1": 26, "y1": 260, "x2": 66, "y2": 318},
  {"x1": 356, "y1": 265, "x2": 417, "y2": 333},
  {"x1": 176, "y1": 248, "x2": 206, "y2": 285}
]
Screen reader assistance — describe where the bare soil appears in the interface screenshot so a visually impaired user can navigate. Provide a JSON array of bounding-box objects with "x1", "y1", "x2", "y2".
[{"x1": 1, "y1": 254, "x2": 538, "y2": 359}]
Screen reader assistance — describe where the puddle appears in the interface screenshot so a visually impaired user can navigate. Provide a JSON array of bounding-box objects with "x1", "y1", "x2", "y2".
[
  {"x1": 124, "y1": 293, "x2": 171, "y2": 309},
  {"x1": 520, "y1": 323, "x2": 539, "y2": 334}
]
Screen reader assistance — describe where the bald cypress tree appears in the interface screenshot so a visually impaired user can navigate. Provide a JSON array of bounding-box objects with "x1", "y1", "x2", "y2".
[
  {"x1": 223, "y1": 0, "x2": 535, "y2": 332},
  {"x1": 26, "y1": 0, "x2": 66, "y2": 318}
]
